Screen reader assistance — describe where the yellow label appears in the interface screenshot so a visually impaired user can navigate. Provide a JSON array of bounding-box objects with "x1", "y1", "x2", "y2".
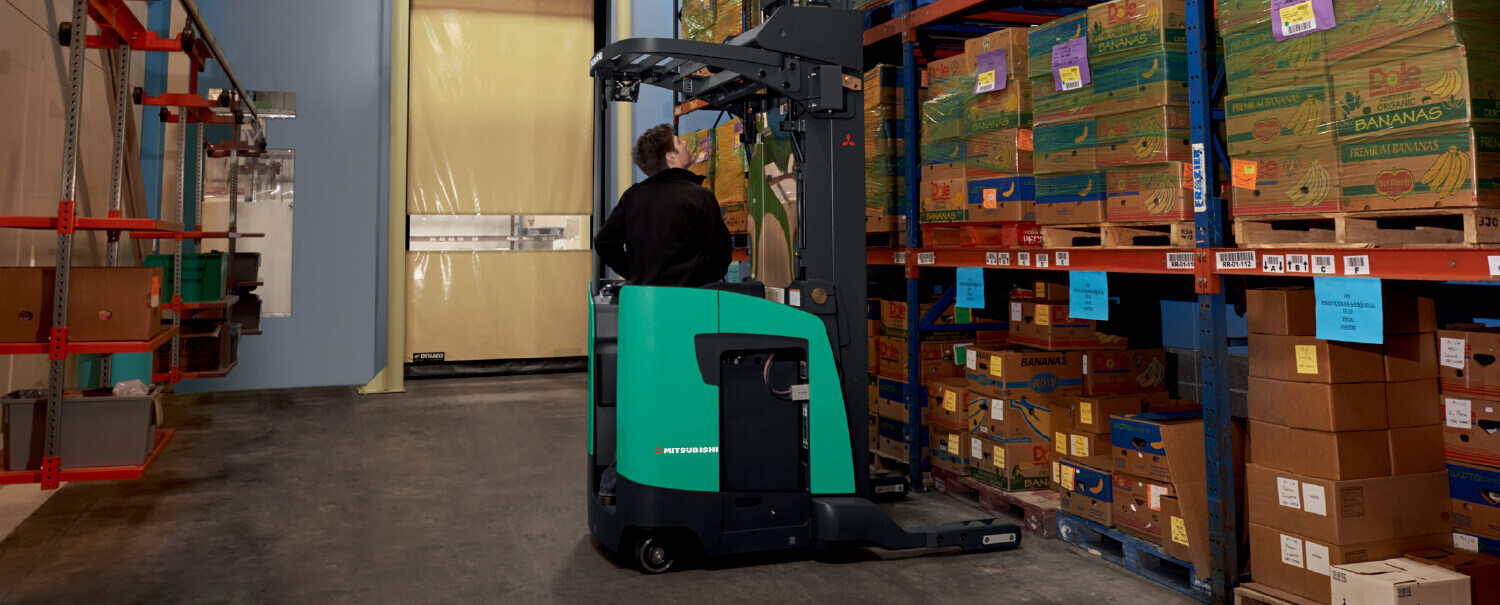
[
  {"x1": 1052, "y1": 461, "x2": 1061, "y2": 484},
  {"x1": 977, "y1": 70, "x2": 996, "y2": 89},
  {"x1": 943, "y1": 391, "x2": 957, "y2": 412},
  {"x1": 1278, "y1": 1, "x2": 1315, "y2": 29},
  {"x1": 1171, "y1": 516, "x2": 1190, "y2": 546},
  {"x1": 1036, "y1": 304, "x2": 1051, "y2": 326},
  {"x1": 1055, "y1": 432, "x2": 1068, "y2": 454},
  {"x1": 989, "y1": 355, "x2": 1003, "y2": 378},
  {"x1": 1059, "y1": 65, "x2": 1082, "y2": 84},
  {"x1": 1061, "y1": 464, "x2": 1076, "y2": 491},
  {"x1": 994, "y1": 445, "x2": 1005, "y2": 468},
  {"x1": 1071, "y1": 434, "x2": 1089, "y2": 457},
  {"x1": 1080, "y1": 401, "x2": 1094, "y2": 426},
  {"x1": 948, "y1": 433, "x2": 960, "y2": 455},
  {"x1": 1295, "y1": 344, "x2": 1319, "y2": 374},
  {"x1": 1035, "y1": 281, "x2": 1047, "y2": 297}
]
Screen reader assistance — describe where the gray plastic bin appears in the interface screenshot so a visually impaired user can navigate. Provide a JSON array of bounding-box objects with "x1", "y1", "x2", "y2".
[{"x1": 2, "y1": 388, "x2": 159, "y2": 471}]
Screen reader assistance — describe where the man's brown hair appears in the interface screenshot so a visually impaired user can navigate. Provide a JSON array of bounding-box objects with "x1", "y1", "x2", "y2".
[{"x1": 633, "y1": 124, "x2": 676, "y2": 177}]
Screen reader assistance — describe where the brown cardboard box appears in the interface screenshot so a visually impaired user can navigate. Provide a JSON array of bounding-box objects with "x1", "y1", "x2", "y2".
[
  {"x1": 1384, "y1": 291, "x2": 1438, "y2": 335},
  {"x1": 1034, "y1": 118, "x2": 1097, "y2": 174},
  {"x1": 1245, "y1": 464, "x2": 1451, "y2": 544},
  {"x1": 930, "y1": 423, "x2": 970, "y2": 476},
  {"x1": 1389, "y1": 379, "x2": 1442, "y2": 428},
  {"x1": 1330, "y1": 558, "x2": 1473, "y2": 605},
  {"x1": 1449, "y1": 462, "x2": 1500, "y2": 540},
  {"x1": 1058, "y1": 392, "x2": 1169, "y2": 434},
  {"x1": 1230, "y1": 145, "x2": 1343, "y2": 215},
  {"x1": 1082, "y1": 349, "x2": 1169, "y2": 395},
  {"x1": 1442, "y1": 394, "x2": 1500, "y2": 469},
  {"x1": 1224, "y1": 83, "x2": 1336, "y2": 156},
  {"x1": 1031, "y1": 277, "x2": 1068, "y2": 302},
  {"x1": 1438, "y1": 329, "x2": 1500, "y2": 400},
  {"x1": 1405, "y1": 547, "x2": 1500, "y2": 605},
  {"x1": 0, "y1": 267, "x2": 164, "y2": 343},
  {"x1": 1247, "y1": 287, "x2": 1317, "y2": 336},
  {"x1": 880, "y1": 299, "x2": 957, "y2": 331},
  {"x1": 1385, "y1": 333, "x2": 1438, "y2": 383},
  {"x1": 1061, "y1": 429, "x2": 1112, "y2": 469},
  {"x1": 1337, "y1": 125, "x2": 1500, "y2": 212},
  {"x1": 964, "y1": 27, "x2": 1027, "y2": 75},
  {"x1": 1104, "y1": 163, "x2": 1194, "y2": 222},
  {"x1": 1055, "y1": 458, "x2": 1114, "y2": 526},
  {"x1": 1248, "y1": 378, "x2": 1388, "y2": 432},
  {"x1": 1094, "y1": 106, "x2": 1192, "y2": 168},
  {"x1": 1035, "y1": 199, "x2": 1108, "y2": 225},
  {"x1": 972, "y1": 437, "x2": 1051, "y2": 491},
  {"x1": 926, "y1": 377, "x2": 970, "y2": 429},
  {"x1": 1248, "y1": 334, "x2": 1385, "y2": 383},
  {"x1": 877, "y1": 329, "x2": 967, "y2": 382},
  {"x1": 869, "y1": 413, "x2": 879, "y2": 451},
  {"x1": 874, "y1": 375, "x2": 928, "y2": 425},
  {"x1": 920, "y1": 171, "x2": 969, "y2": 222},
  {"x1": 964, "y1": 347, "x2": 1082, "y2": 400},
  {"x1": 1158, "y1": 495, "x2": 1197, "y2": 565},
  {"x1": 1113, "y1": 471, "x2": 1176, "y2": 545},
  {"x1": 0, "y1": 268, "x2": 52, "y2": 342},
  {"x1": 1247, "y1": 523, "x2": 1452, "y2": 605},
  {"x1": 1388, "y1": 425, "x2": 1446, "y2": 476},
  {"x1": 1009, "y1": 321, "x2": 1128, "y2": 351},
  {"x1": 1249, "y1": 420, "x2": 1393, "y2": 481},
  {"x1": 1331, "y1": 44, "x2": 1499, "y2": 143}
]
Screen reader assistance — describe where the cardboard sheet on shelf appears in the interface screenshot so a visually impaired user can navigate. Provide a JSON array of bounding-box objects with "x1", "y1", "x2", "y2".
[{"x1": 405, "y1": 250, "x2": 590, "y2": 361}]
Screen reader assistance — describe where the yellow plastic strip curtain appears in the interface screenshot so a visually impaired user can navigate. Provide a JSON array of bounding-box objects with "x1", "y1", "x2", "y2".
[{"x1": 406, "y1": 251, "x2": 590, "y2": 361}]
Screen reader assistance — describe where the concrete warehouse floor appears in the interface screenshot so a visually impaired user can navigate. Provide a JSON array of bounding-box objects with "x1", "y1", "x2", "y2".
[{"x1": 0, "y1": 374, "x2": 1196, "y2": 604}]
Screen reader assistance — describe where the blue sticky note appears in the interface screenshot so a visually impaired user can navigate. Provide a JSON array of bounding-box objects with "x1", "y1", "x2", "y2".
[
  {"x1": 1069, "y1": 271, "x2": 1108, "y2": 320},
  {"x1": 956, "y1": 267, "x2": 985, "y2": 309},
  {"x1": 1314, "y1": 276, "x2": 1383, "y2": 344}
]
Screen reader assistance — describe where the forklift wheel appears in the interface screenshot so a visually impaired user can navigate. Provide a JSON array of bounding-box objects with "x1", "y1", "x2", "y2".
[{"x1": 634, "y1": 536, "x2": 676, "y2": 574}]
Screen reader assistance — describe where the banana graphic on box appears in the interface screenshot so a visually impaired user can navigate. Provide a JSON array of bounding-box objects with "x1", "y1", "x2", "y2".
[
  {"x1": 1396, "y1": 0, "x2": 1441, "y2": 29},
  {"x1": 1142, "y1": 183, "x2": 1176, "y2": 215},
  {"x1": 1286, "y1": 34, "x2": 1317, "y2": 70},
  {"x1": 1130, "y1": 136, "x2": 1163, "y2": 160},
  {"x1": 1141, "y1": 4, "x2": 1161, "y2": 30},
  {"x1": 1078, "y1": 178, "x2": 1094, "y2": 197},
  {"x1": 1001, "y1": 91, "x2": 1019, "y2": 112},
  {"x1": 1002, "y1": 181, "x2": 1016, "y2": 198},
  {"x1": 1287, "y1": 96, "x2": 1324, "y2": 139},
  {"x1": 1134, "y1": 357, "x2": 1166, "y2": 387},
  {"x1": 1141, "y1": 58, "x2": 1159, "y2": 79},
  {"x1": 1087, "y1": 478, "x2": 1105, "y2": 495},
  {"x1": 1285, "y1": 158, "x2": 1330, "y2": 207},
  {"x1": 1425, "y1": 67, "x2": 1464, "y2": 98},
  {"x1": 1073, "y1": 126, "x2": 1090, "y2": 144},
  {"x1": 1420, "y1": 145, "x2": 1472, "y2": 198}
]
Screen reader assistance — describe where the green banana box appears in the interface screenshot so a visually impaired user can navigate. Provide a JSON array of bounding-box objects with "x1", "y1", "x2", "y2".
[
  {"x1": 1089, "y1": 46, "x2": 1189, "y2": 118},
  {"x1": 1325, "y1": 0, "x2": 1500, "y2": 65},
  {"x1": 1223, "y1": 26, "x2": 1329, "y2": 97},
  {"x1": 1037, "y1": 171, "x2": 1108, "y2": 225},
  {"x1": 684, "y1": 128, "x2": 715, "y2": 194},
  {"x1": 1028, "y1": 10, "x2": 1089, "y2": 80},
  {"x1": 1337, "y1": 126, "x2": 1500, "y2": 211},
  {"x1": 1032, "y1": 75, "x2": 1097, "y2": 126},
  {"x1": 1095, "y1": 105, "x2": 1191, "y2": 168},
  {"x1": 715, "y1": 119, "x2": 747, "y2": 203},
  {"x1": 1087, "y1": 0, "x2": 1187, "y2": 59},
  {"x1": 920, "y1": 129, "x2": 1033, "y2": 174},
  {"x1": 1225, "y1": 82, "x2": 1335, "y2": 156},
  {"x1": 1331, "y1": 44, "x2": 1500, "y2": 142},
  {"x1": 964, "y1": 78, "x2": 1034, "y2": 136},
  {"x1": 1035, "y1": 117, "x2": 1098, "y2": 174},
  {"x1": 1228, "y1": 144, "x2": 1341, "y2": 215},
  {"x1": 1105, "y1": 162, "x2": 1193, "y2": 221}
]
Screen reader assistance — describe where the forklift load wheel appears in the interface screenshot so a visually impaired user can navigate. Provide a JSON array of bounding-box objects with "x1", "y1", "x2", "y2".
[{"x1": 634, "y1": 535, "x2": 676, "y2": 574}]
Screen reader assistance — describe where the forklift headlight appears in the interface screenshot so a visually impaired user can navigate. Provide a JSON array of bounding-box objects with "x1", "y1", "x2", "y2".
[{"x1": 611, "y1": 79, "x2": 641, "y2": 103}]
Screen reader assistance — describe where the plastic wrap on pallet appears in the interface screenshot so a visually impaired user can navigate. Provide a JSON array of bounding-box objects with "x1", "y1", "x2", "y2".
[
  {"x1": 713, "y1": 0, "x2": 742, "y2": 43},
  {"x1": 683, "y1": 128, "x2": 715, "y2": 194},
  {"x1": 921, "y1": 74, "x2": 970, "y2": 145},
  {"x1": 1228, "y1": 144, "x2": 1341, "y2": 215},
  {"x1": 681, "y1": 0, "x2": 716, "y2": 42},
  {"x1": 1087, "y1": 0, "x2": 1187, "y2": 60},
  {"x1": 1034, "y1": 117, "x2": 1098, "y2": 174},
  {"x1": 1028, "y1": 10, "x2": 1090, "y2": 80},
  {"x1": 1089, "y1": 46, "x2": 1190, "y2": 116},
  {"x1": 1104, "y1": 162, "x2": 1194, "y2": 221},
  {"x1": 920, "y1": 129, "x2": 1031, "y2": 174},
  {"x1": 964, "y1": 77, "x2": 1033, "y2": 135},
  {"x1": 865, "y1": 104, "x2": 904, "y2": 158},
  {"x1": 1094, "y1": 105, "x2": 1191, "y2": 168},
  {"x1": 714, "y1": 119, "x2": 746, "y2": 202}
]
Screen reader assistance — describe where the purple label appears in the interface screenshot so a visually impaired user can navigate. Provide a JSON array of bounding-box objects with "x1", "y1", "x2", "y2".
[
  {"x1": 1050, "y1": 37, "x2": 1090, "y2": 92},
  {"x1": 1270, "y1": 0, "x2": 1336, "y2": 41},
  {"x1": 974, "y1": 49, "x2": 1009, "y2": 94}
]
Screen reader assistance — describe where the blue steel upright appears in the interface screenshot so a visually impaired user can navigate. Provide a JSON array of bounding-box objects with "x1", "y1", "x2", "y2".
[{"x1": 901, "y1": 22, "x2": 926, "y2": 483}]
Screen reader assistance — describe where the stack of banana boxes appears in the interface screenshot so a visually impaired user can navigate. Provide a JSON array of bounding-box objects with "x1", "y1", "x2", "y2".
[
  {"x1": 678, "y1": 125, "x2": 751, "y2": 234},
  {"x1": 865, "y1": 64, "x2": 911, "y2": 233},
  {"x1": 1028, "y1": 0, "x2": 1195, "y2": 227},
  {"x1": 1220, "y1": 0, "x2": 1500, "y2": 217}
]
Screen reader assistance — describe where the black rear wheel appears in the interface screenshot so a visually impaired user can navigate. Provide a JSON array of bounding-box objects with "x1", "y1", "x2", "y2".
[{"x1": 634, "y1": 535, "x2": 676, "y2": 574}]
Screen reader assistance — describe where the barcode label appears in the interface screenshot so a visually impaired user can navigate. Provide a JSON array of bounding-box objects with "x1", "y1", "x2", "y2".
[
  {"x1": 1019, "y1": 252, "x2": 1031, "y2": 266},
  {"x1": 986, "y1": 252, "x2": 999, "y2": 266},
  {"x1": 1262, "y1": 254, "x2": 1285, "y2": 274},
  {"x1": 1037, "y1": 254, "x2": 1050, "y2": 268},
  {"x1": 1312, "y1": 254, "x2": 1335, "y2": 274},
  {"x1": 1166, "y1": 252, "x2": 1195, "y2": 269},
  {"x1": 1284, "y1": 19, "x2": 1315, "y2": 35},
  {"x1": 1343, "y1": 255, "x2": 1370, "y2": 276},
  {"x1": 1062, "y1": 79, "x2": 1082, "y2": 91},
  {"x1": 894, "y1": 252, "x2": 907, "y2": 264},
  {"x1": 997, "y1": 253, "x2": 1011, "y2": 266},
  {"x1": 1056, "y1": 251, "x2": 1070, "y2": 266},
  {"x1": 1287, "y1": 254, "x2": 1310, "y2": 273},
  {"x1": 1216, "y1": 251, "x2": 1256, "y2": 270},
  {"x1": 917, "y1": 252, "x2": 936, "y2": 265}
]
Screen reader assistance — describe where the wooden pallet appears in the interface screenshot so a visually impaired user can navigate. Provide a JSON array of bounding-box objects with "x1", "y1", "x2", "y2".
[
  {"x1": 922, "y1": 222, "x2": 1043, "y2": 249},
  {"x1": 1042, "y1": 221, "x2": 1194, "y2": 248},
  {"x1": 869, "y1": 448, "x2": 932, "y2": 488},
  {"x1": 930, "y1": 467, "x2": 1059, "y2": 539},
  {"x1": 1056, "y1": 511, "x2": 1211, "y2": 603},
  {"x1": 1233, "y1": 583, "x2": 1323, "y2": 605},
  {"x1": 1232, "y1": 208, "x2": 1500, "y2": 248}
]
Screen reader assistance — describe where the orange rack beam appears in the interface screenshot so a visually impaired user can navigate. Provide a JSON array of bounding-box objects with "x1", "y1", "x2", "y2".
[
  {"x1": 0, "y1": 429, "x2": 174, "y2": 486},
  {"x1": 0, "y1": 327, "x2": 178, "y2": 356}
]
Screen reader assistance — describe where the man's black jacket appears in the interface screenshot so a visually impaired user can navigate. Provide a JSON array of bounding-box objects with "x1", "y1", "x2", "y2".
[{"x1": 595, "y1": 168, "x2": 732, "y2": 287}]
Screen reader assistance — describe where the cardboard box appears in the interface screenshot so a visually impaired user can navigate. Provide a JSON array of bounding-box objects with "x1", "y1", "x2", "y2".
[
  {"x1": 1331, "y1": 558, "x2": 1473, "y2": 605},
  {"x1": 1090, "y1": 46, "x2": 1190, "y2": 117},
  {"x1": 983, "y1": 396, "x2": 1054, "y2": 443},
  {"x1": 1338, "y1": 126, "x2": 1500, "y2": 212},
  {"x1": 1439, "y1": 329, "x2": 1500, "y2": 399},
  {"x1": 874, "y1": 375, "x2": 928, "y2": 425},
  {"x1": 1389, "y1": 379, "x2": 1443, "y2": 428},
  {"x1": 1104, "y1": 162, "x2": 1193, "y2": 221},
  {"x1": 1442, "y1": 394, "x2": 1500, "y2": 469},
  {"x1": 1111, "y1": 411, "x2": 1211, "y2": 485},
  {"x1": 863, "y1": 64, "x2": 905, "y2": 110},
  {"x1": 963, "y1": 80, "x2": 1033, "y2": 135},
  {"x1": 1059, "y1": 392, "x2": 1169, "y2": 434},
  {"x1": 1455, "y1": 529, "x2": 1500, "y2": 557},
  {"x1": 0, "y1": 267, "x2": 164, "y2": 343},
  {"x1": 1055, "y1": 458, "x2": 1114, "y2": 526},
  {"x1": 1324, "y1": 0, "x2": 1499, "y2": 63},
  {"x1": 930, "y1": 423, "x2": 970, "y2": 476},
  {"x1": 1247, "y1": 287, "x2": 1317, "y2": 336},
  {"x1": 1113, "y1": 471, "x2": 1176, "y2": 544},
  {"x1": 1249, "y1": 420, "x2": 1393, "y2": 481},
  {"x1": 1086, "y1": 0, "x2": 1186, "y2": 59},
  {"x1": 0, "y1": 268, "x2": 52, "y2": 342},
  {"x1": 1157, "y1": 495, "x2": 1196, "y2": 564},
  {"x1": 1332, "y1": 45, "x2": 1500, "y2": 143},
  {"x1": 1035, "y1": 172, "x2": 1107, "y2": 224},
  {"x1": 1246, "y1": 464, "x2": 1450, "y2": 544},
  {"x1": 964, "y1": 347, "x2": 1082, "y2": 401},
  {"x1": 1034, "y1": 118, "x2": 1097, "y2": 174},
  {"x1": 964, "y1": 27, "x2": 1028, "y2": 76},
  {"x1": 1026, "y1": 9, "x2": 1088, "y2": 80},
  {"x1": 1248, "y1": 378, "x2": 1388, "y2": 432},
  {"x1": 877, "y1": 415, "x2": 928, "y2": 461},
  {"x1": 1248, "y1": 334, "x2": 1386, "y2": 383},
  {"x1": 880, "y1": 298, "x2": 957, "y2": 331},
  {"x1": 1389, "y1": 424, "x2": 1447, "y2": 475},
  {"x1": 869, "y1": 413, "x2": 879, "y2": 451},
  {"x1": 962, "y1": 174, "x2": 1036, "y2": 223},
  {"x1": 1009, "y1": 319, "x2": 1128, "y2": 351},
  {"x1": 1248, "y1": 523, "x2": 1452, "y2": 605},
  {"x1": 1225, "y1": 83, "x2": 1335, "y2": 156},
  {"x1": 1406, "y1": 547, "x2": 1500, "y2": 605},
  {"x1": 961, "y1": 128, "x2": 1034, "y2": 174},
  {"x1": 1450, "y1": 462, "x2": 1500, "y2": 540},
  {"x1": 970, "y1": 432, "x2": 1051, "y2": 491},
  {"x1": 877, "y1": 330, "x2": 966, "y2": 383},
  {"x1": 1030, "y1": 74, "x2": 1097, "y2": 126},
  {"x1": 1095, "y1": 106, "x2": 1191, "y2": 168},
  {"x1": 1223, "y1": 27, "x2": 1329, "y2": 97},
  {"x1": 1057, "y1": 429, "x2": 1112, "y2": 468},
  {"x1": 926, "y1": 377, "x2": 975, "y2": 430},
  {"x1": 1229, "y1": 144, "x2": 1342, "y2": 215},
  {"x1": 1385, "y1": 333, "x2": 1438, "y2": 382}
]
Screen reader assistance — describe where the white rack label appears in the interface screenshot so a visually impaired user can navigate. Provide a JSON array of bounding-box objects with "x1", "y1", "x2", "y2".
[
  {"x1": 893, "y1": 252, "x2": 907, "y2": 264},
  {"x1": 1305, "y1": 542, "x2": 1331, "y2": 576},
  {"x1": 1280, "y1": 534, "x2": 1304, "y2": 569},
  {"x1": 1312, "y1": 254, "x2": 1335, "y2": 274},
  {"x1": 1343, "y1": 255, "x2": 1370, "y2": 276},
  {"x1": 1302, "y1": 484, "x2": 1327, "y2": 516},
  {"x1": 1262, "y1": 254, "x2": 1286, "y2": 274},
  {"x1": 1166, "y1": 252, "x2": 1195, "y2": 269},
  {"x1": 1010, "y1": 302, "x2": 1024, "y2": 322},
  {"x1": 1456, "y1": 532, "x2": 1480, "y2": 552},
  {"x1": 1489, "y1": 256, "x2": 1500, "y2": 276},
  {"x1": 1019, "y1": 252, "x2": 1032, "y2": 266},
  {"x1": 917, "y1": 252, "x2": 936, "y2": 265},
  {"x1": 1277, "y1": 477, "x2": 1301, "y2": 509},
  {"x1": 997, "y1": 252, "x2": 1011, "y2": 266},
  {"x1": 1442, "y1": 337, "x2": 1466, "y2": 369},
  {"x1": 1217, "y1": 251, "x2": 1256, "y2": 270},
  {"x1": 1446, "y1": 397, "x2": 1473, "y2": 429},
  {"x1": 1037, "y1": 254, "x2": 1050, "y2": 268},
  {"x1": 1056, "y1": 251, "x2": 1070, "y2": 266},
  {"x1": 986, "y1": 252, "x2": 999, "y2": 266},
  {"x1": 1287, "y1": 254, "x2": 1310, "y2": 273}
]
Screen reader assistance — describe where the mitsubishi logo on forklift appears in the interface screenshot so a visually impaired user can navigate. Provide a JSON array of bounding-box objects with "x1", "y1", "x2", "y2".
[
  {"x1": 655, "y1": 446, "x2": 720, "y2": 455},
  {"x1": 841, "y1": 133, "x2": 855, "y2": 147}
]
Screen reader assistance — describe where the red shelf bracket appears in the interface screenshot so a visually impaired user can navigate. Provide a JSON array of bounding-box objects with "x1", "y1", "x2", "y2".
[
  {"x1": 56, "y1": 200, "x2": 76, "y2": 234},
  {"x1": 1194, "y1": 251, "x2": 1220, "y2": 294},
  {"x1": 39, "y1": 457, "x2": 60, "y2": 490},
  {"x1": 47, "y1": 327, "x2": 69, "y2": 360}
]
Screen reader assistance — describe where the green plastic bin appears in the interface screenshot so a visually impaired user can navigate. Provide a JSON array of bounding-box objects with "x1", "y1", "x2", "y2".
[{"x1": 143, "y1": 252, "x2": 226, "y2": 303}]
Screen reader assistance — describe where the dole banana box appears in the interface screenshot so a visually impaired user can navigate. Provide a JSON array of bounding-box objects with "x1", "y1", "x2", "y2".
[
  {"x1": 1095, "y1": 106, "x2": 1191, "y2": 167},
  {"x1": 1225, "y1": 82, "x2": 1336, "y2": 156},
  {"x1": 1325, "y1": 0, "x2": 1500, "y2": 65},
  {"x1": 1332, "y1": 46, "x2": 1500, "y2": 143},
  {"x1": 1031, "y1": 76, "x2": 1097, "y2": 126},
  {"x1": 964, "y1": 79, "x2": 1033, "y2": 135},
  {"x1": 1035, "y1": 118, "x2": 1097, "y2": 173},
  {"x1": 921, "y1": 54, "x2": 971, "y2": 143},
  {"x1": 920, "y1": 171, "x2": 967, "y2": 223},
  {"x1": 1089, "y1": 46, "x2": 1190, "y2": 118},
  {"x1": 715, "y1": 119, "x2": 747, "y2": 201},
  {"x1": 927, "y1": 377, "x2": 978, "y2": 430},
  {"x1": 971, "y1": 434, "x2": 1051, "y2": 491},
  {"x1": 965, "y1": 174, "x2": 1037, "y2": 223},
  {"x1": 1337, "y1": 126, "x2": 1500, "y2": 211},
  {"x1": 1113, "y1": 471, "x2": 1177, "y2": 544},
  {"x1": 1214, "y1": 0, "x2": 1269, "y2": 35},
  {"x1": 1105, "y1": 162, "x2": 1193, "y2": 221},
  {"x1": 685, "y1": 128, "x2": 715, "y2": 192},
  {"x1": 1111, "y1": 410, "x2": 1204, "y2": 484},
  {"x1": 963, "y1": 128, "x2": 1034, "y2": 174},
  {"x1": 930, "y1": 423, "x2": 971, "y2": 475},
  {"x1": 1223, "y1": 27, "x2": 1328, "y2": 97},
  {"x1": 963, "y1": 347, "x2": 1082, "y2": 401},
  {"x1": 1083, "y1": 349, "x2": 1170, "y2": 396},
  {"x1": 1036, "y1": 171, "x2": 1108, "y2": 224},
  {"x1": 965, "y1": 27, "x2": 1029, "y2": 76},
  {"x1": 1449, "y1": 462, "x2": 1500, "y2": 540},
  {"x1": 1228, "y1": 143, "x2": 1342, "y2": 215},
  {"x1": 1054, "y1": 458, "x2": 1115, "y2": 526},
  {"x1": 1087, "y1": 0, "x2": 1186, "y2": 60},
  {"x1": 1027, "y1": 9, "x2": 1089, "y2": 80}
]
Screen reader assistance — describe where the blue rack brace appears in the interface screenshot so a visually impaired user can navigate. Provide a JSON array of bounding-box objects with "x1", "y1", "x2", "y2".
[{"x1": 902, "y1": 15, "x2": 926, "y2": 482}]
